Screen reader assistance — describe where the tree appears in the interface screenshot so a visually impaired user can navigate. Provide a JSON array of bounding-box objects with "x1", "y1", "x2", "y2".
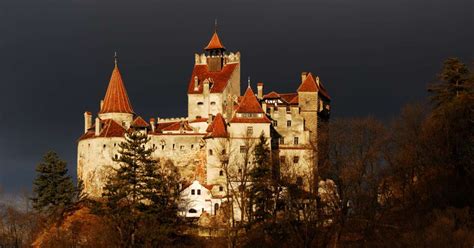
[
  {"x1": 31, "y1": 151, "x2": 76, "y2": 215},
  {"x1": 428, "y1": 58, "x2": 472, "y2": 108},
  {"x1": 97, "y1": 130, "x2": 181, "y2": 247},
  {"x1": 248, "y1": 133, "x2": 273, "y2": 224}
]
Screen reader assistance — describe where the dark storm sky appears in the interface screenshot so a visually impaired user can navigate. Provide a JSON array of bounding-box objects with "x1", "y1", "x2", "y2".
[{"x1": 0, "y1": 0, "x2": 472, "y2": 193}]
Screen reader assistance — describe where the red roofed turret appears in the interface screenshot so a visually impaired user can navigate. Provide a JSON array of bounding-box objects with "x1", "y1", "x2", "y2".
[
  {"x1": 99, "y1": 55, "x2": 134, "y2": 114},
  {"x1": 297, "y1": 72, "x2": 319, "y2": 92},
  {"x1": 205, "y1": 113, "x2": 228, "y2": 138},
  {"x1": 205, "y1": 31, "x2": 226, "y2": 51},
  {"x1": 236, "y1": 86, "x2": 264, "y2": 113}
]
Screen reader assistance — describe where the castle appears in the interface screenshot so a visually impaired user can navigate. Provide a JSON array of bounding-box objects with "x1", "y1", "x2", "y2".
[{"x1": 77, "y1": 28, "x2": 331, "y2": 216}]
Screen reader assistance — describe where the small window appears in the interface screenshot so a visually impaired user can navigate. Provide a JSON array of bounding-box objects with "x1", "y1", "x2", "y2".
[
  {"x1": 189, "y1": 208, "x2": 197, "y2": 213},
  {"x1": 103, "y1": 144, "x2": 106, "y2": 148},
  {"x1": 197, "y1": 189, "x2": 201, "y2": 195},
  {"x1": 221, "y1": 149, "x2": 226, "y2": 155},
  {"x1": 219, "y1": 186, "x2": 224, "y2": 192},
  {"x1": 191, "y1": 189, "x2": 195, "y2": 195},
  {"x1": 287, "y1": 120, "x2": 292, "y2": 127},
  {"x1": 191, "y1": 144, "x2": 194, "y2": 149},
  {"x1": 247, "y1": 126, "x2": 253, "y2": 136},
  {"x1": 197, "y1": 102, "x2": 204, "y2": 106},
  {"x1": 114, "y1": 143, "x2": 116, "y2": 147},
  {"x1": 273, "y1": 120, "x2": 278, "y2": 126},
  {"x1": 210, "y1": 101, "x2": 216, "y2": 105},
  {"x1": 196, "y1": 115, "x2": 201, "y2": 119},
  {"x1": 240, "y1": 146, "x2": 247, "y2": 153},
  {"x1": 293, "y1": 156, "x2": 300, "y2": 164},
  {"x1": 280, "y1": 156, "x2": 286, "y2": 164},
  {"x1": 209, "y1": 149, "x2": 213, "y2": 156},
  {"x1": 114, "y1": 154, "x2": 118, "y2": 160},
  {"x1": 180, "y1": 145, "x2": 184, "y2": 150},
  {"x1": 238, "y1": 168, "x2": 242, "y2": 173},
  {"x1": 162, "y1": 145, "x2": 165, "y2": 150},
  {"x1": 294, "y1": 137, "x2": 299, "y2": 145},
  {"x1": 219, "y1": 170, "x2": 224, "y2": 176},
  {"x1": 173, "y1": 144, "x2": 175, "y2": 150},
  {"x1": 280, "y1": 137, "x2": 285, "y2": 145},
  {"x1": 286, "y1": 106, "x2": 291, "y2": 112}
]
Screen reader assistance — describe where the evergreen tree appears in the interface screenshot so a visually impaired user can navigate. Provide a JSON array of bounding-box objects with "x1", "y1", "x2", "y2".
[
  {"x1": 428, "y1": 57, "x2": 473, "y2": 108},
  {"x1": 99, "y1": 130, "x2": 180, "y2": 246},
  {"x1": 31, "y1": 151, "x2": 75, "y2": 215},
  {"x1": 248, "y1": 133, "x2": 274, "y2": 223}
]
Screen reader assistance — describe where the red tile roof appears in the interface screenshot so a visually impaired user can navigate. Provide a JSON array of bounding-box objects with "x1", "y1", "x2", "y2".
[
  {"x1": 229, "y1": 116, "x2": 271, "y2": 123},
  {"x1": 159, "y1": 121, "x2": 193, "y2": 132},
  {"x1": 99, "y1": 65, "x2": 134, "y2": 114},
  {"x1": 187, "y1": 63, "x2": 238, "y2": 94},
  {"x1": 78, "y1": 119, "x2": 127, "y2": 141},
  {"x1": 132, "y1": 116, "x2": 149, "y2": 128},
  {"x1": 235, "y1": 87, "x2": 264, "y2": 114},
  {"x1": 280, "y1": 93, "x2": 298, "y2": 104},
  {"x1": 263, "y1": 91, "x2": 280, "y2": 99},
  {"x1": 205, "y1": 113, "x2": 228, "y2": 138},
  {"x1": 297, "y1": 73, "x2": 331, "y2": 100},
  {"x1": 297, "y1": 73, "x2": 319, "y2": 92},
  {"x1": 189, "y1": 117, "x2": 208, "y2": 123},
  {"x1": 204, "y1": 31, "x2": 225, "y2": 50}
]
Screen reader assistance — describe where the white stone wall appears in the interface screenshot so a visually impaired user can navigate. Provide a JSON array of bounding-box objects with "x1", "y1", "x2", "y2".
[{"x1": 77, "y1": 137, "x2": 125, "y2": 198}]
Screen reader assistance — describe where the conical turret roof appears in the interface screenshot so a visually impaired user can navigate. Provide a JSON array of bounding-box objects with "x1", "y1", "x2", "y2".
[
  {"x1": 99, "y1": 64, "x2": 134, "y2": 114},
  {"x1": 236, "y1": 86, "x2": 264, "y2": 113},
  {"x1": 204, "y1": 31, "x2": 225, "y2": 50}
]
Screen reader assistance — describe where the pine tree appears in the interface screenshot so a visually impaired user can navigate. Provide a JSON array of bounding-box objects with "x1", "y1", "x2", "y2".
[
  {"x1": 31, "y1": 151, "x2": 75, "y2": 215},
  {"x1": 99, "y1": 129, "x2": 180, "y2": 246},
  {"x1": 428, "y1": 58, "x2": 473, "y2": 108},
  {"x1": 248, "y1": 133, "x2": 274, "y2": 223}
]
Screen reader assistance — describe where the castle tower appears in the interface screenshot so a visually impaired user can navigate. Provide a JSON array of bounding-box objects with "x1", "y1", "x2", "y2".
[
  {"x1": 204, "y1": 30, "x2": 226, "y2": 72},
  {"x1": 297, "y1": 72, "x2": 319, "y2": 145},
  {"x1": 187, "y1": 26, "x2": 241, "y2": 121},
  {"x1": 98, "y1": 53, "x2": 135, "y2": 128}
]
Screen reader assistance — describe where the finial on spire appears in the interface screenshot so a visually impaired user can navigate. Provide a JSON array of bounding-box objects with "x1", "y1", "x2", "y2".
[
  {"x1": 214, "y1": 18, "x2": 218, "y2": 32},
  {"x1": 114, "y1": 51, "x2": 118, "y2": 66},
  {"x1": 247, "y1": 76, "x2": 251, "y2": 88}
]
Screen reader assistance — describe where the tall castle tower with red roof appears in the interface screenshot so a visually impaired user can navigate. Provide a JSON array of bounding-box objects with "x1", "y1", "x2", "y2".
[{"x1": 77, "y1": 27, "x2": 331, "y2": 216}]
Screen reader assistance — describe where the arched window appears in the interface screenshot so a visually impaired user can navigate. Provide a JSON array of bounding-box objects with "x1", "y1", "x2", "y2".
[
  {"x1": 188, "y1": 208, "x2": 197, "y2": 213},
  {"x1": 219, "y1": 170, "x2": 224, "y2": 176},
  {"x1": 214, "y1": 203, "x2": 219, "y2": 215},
  {"x1": 209, "y1": 149, "x2": 213, "y2": 156}
]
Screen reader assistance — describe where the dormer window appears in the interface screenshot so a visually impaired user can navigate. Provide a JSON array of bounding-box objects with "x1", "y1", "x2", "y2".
[{"x1": 197, "y1": 102, "x2": 204, "y2": 106}]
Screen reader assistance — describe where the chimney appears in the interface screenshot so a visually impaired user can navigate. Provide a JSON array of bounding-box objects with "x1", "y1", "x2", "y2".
[
  {"x1": 257, "y1": 82, "x2": 264, "y2": 100},
  {"x1": 95, "y1": 117, "x2": 101, "y2": 136},
  {"x1": 84, "y1": 111, "x2": 92, "y2": 133},
  {"x1": 150, "y1": 118, "x2": 156, "y2": 133},
  {"x1": 100, "y1": 100, "x2": 104, "y2": 110},
  {"x1": 207, "y1": 114, "x2": 213, "y2": 124},
  {"x1": 203, "y1": 79, "x2": 210, "y2": 95},
  {"x1": 262, "y1": 102, "x2": 267, "y2": 113},
  {"x1": 301, "y1": 72, "x2": 308, "y2": 84},
  {"x1": 194, "y1": 76, "x2": 199, "y2": 90}
]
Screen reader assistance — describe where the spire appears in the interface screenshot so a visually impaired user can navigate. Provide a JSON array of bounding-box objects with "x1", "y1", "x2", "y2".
[
  {"x1": 99, "y1": 54, "x2": 134, "y2": 114},
  {"x1": 247, "y1": 76, "x2": 251, "y2": 88},
  {"x1": 204, "y1": 24, "x2": 225, "y2": 51},
  {"x1": 114, "y1": 51, "x2": 118, "y2": 66}
]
